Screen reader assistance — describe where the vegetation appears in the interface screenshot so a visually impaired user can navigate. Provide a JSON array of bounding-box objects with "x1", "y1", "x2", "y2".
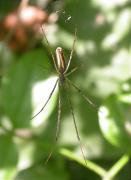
[{"x1": 0, "y1": 0, "x2": 131, "y2": 179}]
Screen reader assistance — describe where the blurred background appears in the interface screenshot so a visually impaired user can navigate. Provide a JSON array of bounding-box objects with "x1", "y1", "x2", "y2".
[{"x1": 0, "y1": 0, "x2": 131, "y2": 179}]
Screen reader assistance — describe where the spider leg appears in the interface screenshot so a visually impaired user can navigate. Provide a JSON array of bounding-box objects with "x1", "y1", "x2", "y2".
[
  {"x1": 66, "y1": 78, "x2": 99, "y2": 110},
  {"x1": 55, "y1": 82, "x2": 62, "y2": 141},
  {"x1": 44, "y1": 81, "x2": 62, "y2": 164},
  {"x1": 31, "y1": 78, "x2": 58, "y2": 120},
  {"x1": 65, "y1": 80, "x2": 87, "y2": 166},
  {"x1": 41, "y1": 26, "x2": 58, "y2": 73},
  {"x1": 64, "y1": 28, "x2": 77, "y2": 74},
  {"x1": 65, "y1": 67, "x2": 78, "y2": 77}
]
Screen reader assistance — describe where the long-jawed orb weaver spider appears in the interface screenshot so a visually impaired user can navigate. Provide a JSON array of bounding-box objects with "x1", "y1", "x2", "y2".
[{"x1": 31, "y1": 26, "x2": 97, "y2": 165}]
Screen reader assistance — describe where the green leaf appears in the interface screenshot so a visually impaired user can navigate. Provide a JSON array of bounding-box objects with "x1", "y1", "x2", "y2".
[
  {"x1": 99, "y1": 94, "x2": 131, "y2": 152},
  {"x1": 0, "y1": 134, "x2": 18, "y2": 180},
  {"x1": 2, "y1": 49, "x2": 54, "y2": 128},
  {"x1": 0, "y1": 135, "x2": 18, "y2": 168},
  {"x1": 15, "y1": 160, "x2": 69, "y2": 180}
]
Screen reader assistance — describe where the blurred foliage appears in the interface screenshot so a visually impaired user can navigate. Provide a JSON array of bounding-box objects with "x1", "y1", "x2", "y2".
[{"x1": 0, "y1": 0, "x2": 131, "y2": 180}]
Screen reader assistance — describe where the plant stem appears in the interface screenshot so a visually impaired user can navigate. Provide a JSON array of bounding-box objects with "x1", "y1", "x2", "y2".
[
  {"x1": 103, "y1": 154, "x2": 130, "y2": 180},
  {"x1": 60, "y1": 148, "x2": 107, "y2": 177}
]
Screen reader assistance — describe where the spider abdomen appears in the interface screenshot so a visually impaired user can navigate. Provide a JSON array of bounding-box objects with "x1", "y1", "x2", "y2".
[{"x1": 55, "y1": 47, "x2": 66, "y2": 73}]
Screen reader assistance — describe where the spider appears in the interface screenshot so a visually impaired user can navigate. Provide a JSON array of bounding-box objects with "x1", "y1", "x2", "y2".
[{"x1": 31, "y1": 26, "x2": 97, "y2": 165}]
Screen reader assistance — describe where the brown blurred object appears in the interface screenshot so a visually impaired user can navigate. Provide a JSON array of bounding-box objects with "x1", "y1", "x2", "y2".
[{"x1": 0, "y1": 5, "x2": 49, "y2": 52}]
